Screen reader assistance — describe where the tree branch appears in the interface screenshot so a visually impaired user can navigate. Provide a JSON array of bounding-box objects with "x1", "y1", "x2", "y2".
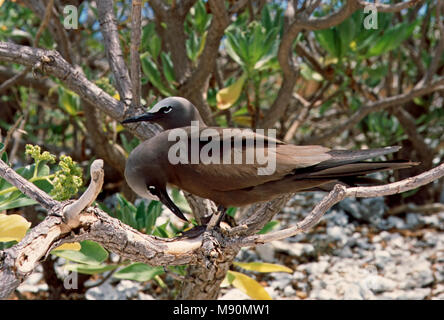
[
  {"x1": 130, "y1": 0, "x2": 142, "y2": 107},
  {"x1": 0, "y1": 42, "x2": 159, "y2": 140},
  {"x1": 358, "y1": 0, "x2": 424, "y2": 13},
  {"x1": 1, "y1": 157, "x2": 443, "y2": 299},
  {"x1": 232, "y1": 162, "x2": 444, "y2": 247},
  {"x1": 97, "y1": 0, "x2": 133, "y2": 105},
  {"x1": 304, "y1": 77, "x2": 444, "y2": 144}
]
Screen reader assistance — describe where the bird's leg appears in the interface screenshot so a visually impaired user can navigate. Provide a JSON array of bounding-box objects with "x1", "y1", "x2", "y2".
[{"x1": 206, "y1": 205, "x2": 227, "y2": 230}]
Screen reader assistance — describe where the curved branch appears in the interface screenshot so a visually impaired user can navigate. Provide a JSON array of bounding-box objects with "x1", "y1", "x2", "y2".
[
  {"x1": 232, "y1": 162, "x2": 444, "y2": 247},
  {"x1": 63, "y1": 159, "x2": 104, "y2": 228}
]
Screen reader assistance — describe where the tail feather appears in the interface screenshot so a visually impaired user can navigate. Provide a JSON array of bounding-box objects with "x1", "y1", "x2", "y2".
[
  {"x1": 291, "y1": 146, "x2": 418, "y2": 191},
  {"x1": 302, "y1": 161, "x2": 416, "y2": 178},
  {"x1": 318, "y1": 146, "x2": 401, "y2": 169}
]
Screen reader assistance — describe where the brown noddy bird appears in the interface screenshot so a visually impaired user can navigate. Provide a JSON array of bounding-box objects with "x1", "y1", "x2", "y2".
[{"x1": 122, "y1": 97, "x2": 416, "y2": 223}]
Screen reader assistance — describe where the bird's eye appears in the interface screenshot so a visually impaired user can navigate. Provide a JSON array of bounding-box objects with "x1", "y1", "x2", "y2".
[
  {"x1": 148, "y1": 186, "x2": 157, "y2": 194},
  {"x1": 160, "y1": 106, "x2": 172, "y2": 114}
]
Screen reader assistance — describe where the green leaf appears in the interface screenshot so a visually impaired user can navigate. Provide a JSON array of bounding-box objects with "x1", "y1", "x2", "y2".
[
  {"x1": 233, "y1": 262, "x2": 292, "y2": 273},
  {"x1": 52, "y1": 240, "x2": 108, "y2": 265},
  {"x1": 160, "y1": 52, "x2": 176, "y2": 83},
  {"x1": 65, "y1": 263, "x2": 118, "y2": 275},
  {"x1": 141, "y1": 53, "x2": 174, "y2": 96},
  {"x1": 113, "y1": 263, "x2": 164, "y2": 282},
  {"x1": 153, "y1": 221, "x2": 171, "y2": 238},
  {"x1": 135, "y1": 201, "x2": 146, "y2": 230},
  {"x1": 142, "y1": 23, "x2": 161, "y2": 59},
  {"x1": 315, "y1": 28, "x2": 340, "y2": 58},
  {"x1": 58, "y1": 87, "x2": 80, "y2": 116},
  {"x1": 258, "y1": 220, "x2": 279, "y2": 234},
  {"x1": 145, "y1": 201, "x2": 162, "y2": 235},
  {"x1": 171, "y1": 189, "x2": 191, "y2": 213},
  {"x1": 366, "y1": 20, "x2": 418, "y2": 57},
  {"x1": 337, "y1": 16, "x2": 356, "y2": 58}
]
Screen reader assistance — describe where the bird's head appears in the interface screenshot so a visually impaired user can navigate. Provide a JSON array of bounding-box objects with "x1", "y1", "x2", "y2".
[{"x1": 121, "y1": 96, "x2": 206, "y2": 130}]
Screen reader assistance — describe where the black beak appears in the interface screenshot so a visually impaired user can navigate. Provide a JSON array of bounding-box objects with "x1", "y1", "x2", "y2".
[
  {"x1": 121, "y1": 113, "x2": 159, "y2": 124},
  {"x1": 156, "y1": 188, "x2": 189, "y2": 222}
]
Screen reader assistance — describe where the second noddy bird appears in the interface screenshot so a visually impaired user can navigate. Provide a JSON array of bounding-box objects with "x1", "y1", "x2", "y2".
[{"x1": 122, "y1": 97, "x2": 416, "y2": 223}]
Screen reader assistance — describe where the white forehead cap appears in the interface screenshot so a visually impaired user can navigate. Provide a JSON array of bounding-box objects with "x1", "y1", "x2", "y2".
[{"x1": 149, "y1": 97, "x2": 189, "y2": 113}]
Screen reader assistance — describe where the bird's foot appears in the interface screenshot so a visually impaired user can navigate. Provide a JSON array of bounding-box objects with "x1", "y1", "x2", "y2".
[{"x1": 178, "y1": 225, "x2": 207, "y2": 239}]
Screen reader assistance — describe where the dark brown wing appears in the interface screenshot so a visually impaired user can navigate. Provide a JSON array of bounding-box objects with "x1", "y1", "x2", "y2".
[{"x1": 165, "y1": 127, "x2": 332, "y2": 192}]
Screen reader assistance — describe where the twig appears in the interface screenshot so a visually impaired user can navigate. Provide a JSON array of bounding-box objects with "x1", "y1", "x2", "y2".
[
  {"x1": 358, "y1": 0, "x2": 424, "y2": 13},
  {"x1": 130, "y1": 0, "x2": 142, "y2": 107},
  {"x1": 387, "y1": 203, "x2": 444, "y2": 216},
  {"x1": 304, "y1": 77, "x2": 444, "y2": 144},
  {"x1": 1, "y1": 115, "x2": 24, "y2": 157}
]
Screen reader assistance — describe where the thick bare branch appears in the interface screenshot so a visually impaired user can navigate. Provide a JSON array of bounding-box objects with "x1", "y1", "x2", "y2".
[{"x1": 97, "y1": 0, "x2": 133, "y2": 104}]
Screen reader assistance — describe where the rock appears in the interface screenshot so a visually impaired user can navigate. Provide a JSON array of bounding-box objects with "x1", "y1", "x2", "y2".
[
  {"x1": 433, "y1": 263, "x2": 444, "y2": 283},
  {"x1": 336, "y1": 246, "x2": 353, "y2": 258},
  {"x1": 432, "y1": 292, "x2": 444, "y2": 300},
  {"x1": 380, "y1": 288, "x2": 431, "y2": 300},
  {"x1": 26, "y1": 271, "x2": 43, "y2": 285},
  {"x1": 17, "y1": 283, "x2": 48, "y2": 294},
  {"x1": 219, "y1": 288, "x2": 250, "y2": 300},
  {"x1": 138, "y1": 292, "x2": 155, "y2": 300},
  {"x1": 299, "y1": 261, "x2": 329, "y2": 275},
  {"x1": 324, "y1": 209, "x2": 349, "y2": 227},
  {"x1": 116, "y1": 280, "x2": 142, "y2": 299},
  {"x1": 309, "y1": 288, "x2": 338, "y2": 300},
  {"x1": 296, "y1": 282, "x2": 309, "y2": 292},
  {"x1": 270, "y1": 273, "x2": 293, "y2": 290},
  {"x1": 420, "y1": 215, "x2": 440, "y2": 228},
  {"x1": 361, "y1": 275, "x2": 397, "y2": 293},
  {"x1": 271, "y1": 240, "x2": 315, "y2": 257},
  {"x1": 342, "y1": 283, "x2": 366, "y2": 300},
  {"x1": 255, "y1": 243, "x2": 275, "y2": 262},
  {"x1": 339, "y1": 197, "x2": 386, "y2": 224},
  {"x1": 283, "y1": 285, "x2": 296, "y2": 297},
  {"x1": 86, "y1": 282, "x2": 126, "y2": 300},
  {"x1": 292, "y1": 271, "x2": 306, "y2": 281},
  {"x1": 387, "y1": 216, "x2": 407, "y2": 229},
  {"x1": 326, "y1": 226, "x2": 349, "y2": 245},
  {"x1": 432, "y1": 284, "x2": 444, "y2": 295},
  {"x1": 405, "y1": 213, "x2": 423, "y2": 229}
]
